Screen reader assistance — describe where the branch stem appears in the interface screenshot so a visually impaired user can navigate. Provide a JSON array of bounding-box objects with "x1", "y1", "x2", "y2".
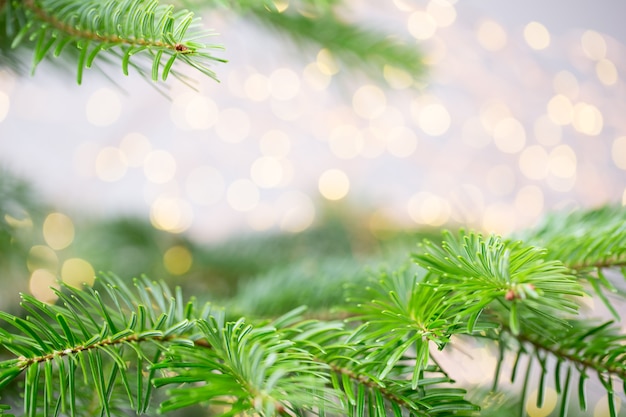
[{"x1": 22, "y1": 0, "x2": 189, "y2": 52}]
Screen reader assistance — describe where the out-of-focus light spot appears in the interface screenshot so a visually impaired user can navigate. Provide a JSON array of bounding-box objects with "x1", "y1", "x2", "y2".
[
  {"x1": 552, "y1": 71, "x2": 579, "y2": 99},
  {"x1": 361, "y1": 129, "x2": 387, "y2": 158},
  {"x1": 227, "y1": 179, "x2": 260, "y2": 212},
  {"x1": 482, "y1": 203, "x2": 515, "y2": 235},
  {"x1": 407, "y1": 192, "x2": 451, "y2": 226},
  {"x1": 27, "y1": 245, "x2": 58, "y2": 272},
  {"x1": 533, "y1": 115, "x2": 562, "y2": 146},
  {"x1": 519, "y1": 145, "x2": 548, "y2": 180},
  {"x1": 387, "y1": 126, "x2": 418, "y2": 157},
  {"x1": 462, "y1": 117, "x2": 491, "y2": 148},
  {"x1": 163, "y1": 245, "x2": 193, "y2": 275},
  {"x1": 303, "y1": 62, "x2": 331, "y2": 90},
  {"x1": 408, "y1": 11, "x2": 437, "y2": 40},
  {"x1": 596, "y1": 59, "x2": 618, "y2": 86},
  {"x1": 318, "y1": 169, "x2": 350, "y2": 200},
  {"x1": 251, "y1": 156, "x2": 283, "y2": 188},
  {"x1": 426, "y1": 0, "x2": 456, "y2": 27},
  {"x1": 270, "y1": 100, "x2": 301, "y2": 121},
  {"x1": 612, "y1": 137, "x2": 626, "y2": 170},
  {"x1": 352, "y1": 84, "x2": 386, "y2": 119},
  {"x1": 423, "y1": 36, "x2": 448, "y2": 66},
  {"x1": 368, "y1": 209, "x2": 397, "y2": 240},
  {"x1": 95, "y1": 147, "x2": 127, "y2": 182},
  {"x1": 247, "y1": 203, "x2": 276, "y2": 231},
  {"x1": 476, "y1": 20, "x2": 507, "y2": 51},
  {"x1": 486, "y1": 165, "x2": 516, "y2": 196},
  {"x1": 150, "y1": 197, "x2": 193, "y2": 233},
  {"x1": 5, "y1": 213, "x2": 33, "y2": 229},
  {"x1": 0, "y1": 91, "x2": 9, "y2": 122},
  {"x1": 547, "y1": 94, "x2": 573, "y2": 125},
  {"x1": 480, "y1": 100, "x2": 511, "y2": 133},
  {"x1": 622, "y1": 189, "x2": 626, "y2": 206},
  {"x1": 273, "y1": 0, "x2": 289, "y2": 12},
  {"x1": 371, "y1": 105, "x2": 405, "y2": 132},
  {"x1": 269, "y1": 68, "x2": 301, "y2": 101},
  {"x1": 416, "y1": 103, "x2": 451, "y2": 136},
  {"x1": 86, "y1": 88, "x2": 121, "y2": 126},
  {"x1": 383, "y1": 65, "x2": 413, "y2": 90},
  {"x1": 329, "y1": 124, "x2": 364, "y2": 159},
  {"x1": 170, "y1": 93, "x2": 218, "y2": 130},
  {"x1": 260, "y1": 129, "x2": 290, "y2": 157},
  {"x1": 393, "y1": 0, "x2": 415, "y2": 11},
  {"x1": 525, "y1": 388, "x2": 557, "y2": 417},
  {"x1": 215, "y1": 108, "x2": 250, "y2": 143},
  {"x1": 43, "y1": 212, "x2": 75, "y2": 250},
  {"x1": 493, "y1": 117, "x2": 526, "y2": 153},
  {"x1": 448, "y1": 184, "x2": 485, "y2": 224},
  {"x1": 244, "y1": 73, "x2": 270, "y2": 101},
  {"x1": 29, "y1": 269, "x2": 59, "y2": 304},
  {"x1": 317, "y1": 49, "x2": 339, "y2": 75},
  {"x1": 572, "y1": 102, "x2": 603, "y2": 136},
  {"x1": 546, "y1": 175, "x2": 576, "y2": 192},
  {"x1": 144, "y1": 150, "x2": 176, "y2": 184},
  {"x1": 61, "y1": 258, "x2": 95, "y2": 287},
  {"x1": 185, "y1": 166, "x2": 224, "y2": 205},
  {"x1": 119, "y1": 133, "x2": 151, "y2": 167},
  {"x1": 549, "y1": 145, "x2": 577, "y2": 178},
  {"x1": 186, "y1": 96, "x2": 218, "y2": 129},
  {"x1": 277, "y1": 191, "x2": 315, "y2": 233},
  {"x1": 523, "y1": 21, "x2": 550, "y2": 50},
  {"x1": 593, "y1": 395, "x2": 621, "y2": 417},
  {"x1": 515, "y1": 185, "x2": 544, "y2": 218},
  {"x1": 581, "y1": 30, "x2": 606, "y2": 61}
]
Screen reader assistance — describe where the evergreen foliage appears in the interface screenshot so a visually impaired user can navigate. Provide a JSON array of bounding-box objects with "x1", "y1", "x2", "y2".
[
  {"x1": 1, "y1": 1, "x2": 625, "y2": 416},
  {"x1": 0, "y1": 0, "x2": 425, "y2": 85},
  {"x1": 0, "y1": 205, "x2": 625, "y2": 416}
]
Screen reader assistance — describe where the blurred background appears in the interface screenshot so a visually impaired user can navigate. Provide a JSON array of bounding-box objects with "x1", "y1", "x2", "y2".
[
  {"x1": 0, "y1": 0, "x2": 625, "y2": 414},
  {"x1": 0, "y1": 0, "x2": 624, "y2": 301}
]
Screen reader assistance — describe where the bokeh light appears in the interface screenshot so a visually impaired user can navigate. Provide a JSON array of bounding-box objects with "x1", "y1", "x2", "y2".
[
  {"x1": 476, "y1": 20, "x2": 507, "y2": 51},
  {"x1": 523, "y1": 21, "x2": 550, "y2": 50},
  {"x1": 144, "y1": 150, "x2": 177, "y2": 184},
  {"x1": 581, "y1": 30, "x2": 607, "y2": 60},
  {"x1": 29, "y1": 269, "x2": 59, "y2": 304},
  {"x1": 150, "y1": 196, "x2": 194, "y2": 233},
  {"x1": 414, "y1": 103, "x2": 451, "y2": 136},
  {"x1": 318, "y1": 169, "x2": 350, "y2": 201},
  {"x1": 352, "y1": 85, "x2": 387, "y2": 120},
  {"x1": 407, "y1": 192, "x2": 451, "y2": 226},
  {"x1": 186, "y1": 165, "x2": 224, "y2": 205},
  {"x1": 227, "y1": 179, "x2": 260, "y2": 212},
  {"x1": 493, "y1": 117, "x2": 526, "y2": 154},
  {"x1": 408, "y1": 11, "x2": 437, "y2": 40},
  {"x1": 61, "y1": 258, "x2": 95, "y2": 287},
  {"x1": 119, "y1": 133, "x2": 152, "y2": 167},
  {"x1": 0, "y1": 90, "x2": 9, "y2": 122},
  {"x1": 612, "y1": 137, "x2": 626, "y2": 170},
  {"x1": 215, "y1": 108, "x2": 251, "y2": 143},
  {"x1": 95, "y1": 147, "x2": 127, "y2": 182},
  {"x1": 86, "y1": 88, "x2": 121, "y2": 126},
  {"x1": 163, "y1": 245, "x2": 193, "y2": 275},
  {"x1": 525, "y1": 388, "x2": 558, "y2": 417},
  {"x1": 43, "y1": 212, "x2": 75, "y2": 250},
  {"x1": 27, "y1": 245, "x2": 58, "y2": 272}
]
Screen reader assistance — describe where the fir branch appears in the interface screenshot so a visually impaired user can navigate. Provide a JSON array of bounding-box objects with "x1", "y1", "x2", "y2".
[
  {"x1": 253, "y1": 7, "x2": 424, "y2": 82},
  {"x1": 491, "y1": 318, "x2": 626, "y2": 417},
  {"x1": 521, "y1": 205, "x2": 626, "y2": 273},
  {"x1": 0, "y1": 274, "x2": 220, "y2": 416},
  {"x1": 413, "y1": 230, "x2": 584, "y2": 336},
  {"x1": 6, "y1": 0, "x2": 225, "y2": 83}
]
